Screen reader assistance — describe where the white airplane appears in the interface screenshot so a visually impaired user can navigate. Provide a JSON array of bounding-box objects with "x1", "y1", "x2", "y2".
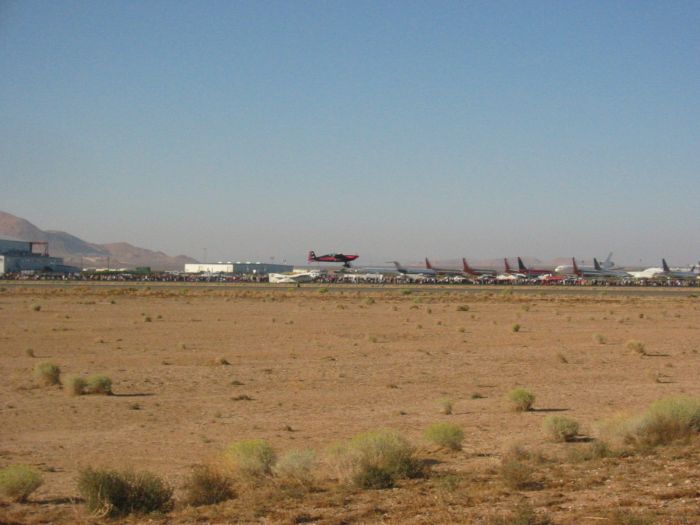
[
  {"x1": 391, "y1": 261, "x2": 437, "y2": 277},
  {"x1": 268, "y1": 270, "x2": 320, "y2": 283},
  {"x1": 628, "y1": 259, "x2": 697, "y2": 280},
  {"x1": 554, "y1": 252, "x2": 616, "y2": 274}
]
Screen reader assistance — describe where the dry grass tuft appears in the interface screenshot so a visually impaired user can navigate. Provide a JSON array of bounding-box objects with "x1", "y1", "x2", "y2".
[
  {"x1": 182, "y1": 464, "x2": 234, "y2": 507},
  {"x1": 0, "y1": 465, "x2": 43, "y2": 502},
  {"x1": 424, "y1": 422, "x2": 464, "y2": 451},
  {"x1": 506, "y1": 388, "x2": 535, "y2": 412},
  {"x1": 542, "y1": 415, "x2": 579, "y2": 442},
  {"x1": 223, "y1": 439, "x2": 276, "y2": 481},
  {"x1": 34, "y1": 362, "x2": 61, "y2": 386},
  {"x1": 626, "y1": 340, "x2": 647, "y2": 355}
]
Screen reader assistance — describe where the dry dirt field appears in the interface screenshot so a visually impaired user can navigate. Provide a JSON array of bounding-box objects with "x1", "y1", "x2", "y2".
[{"x1": 1, "y1": 284, "x2": 700, "y2": 524}]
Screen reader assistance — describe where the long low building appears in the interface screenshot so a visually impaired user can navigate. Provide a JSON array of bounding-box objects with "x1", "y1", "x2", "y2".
[{"x1": 184, "y1": 262, "x2": 293, "y2": 274}]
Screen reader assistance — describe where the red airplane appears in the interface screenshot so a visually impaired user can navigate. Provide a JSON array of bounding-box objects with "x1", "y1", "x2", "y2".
[{"x1": 308, "y1": 250, "x2": 359, "y2": 268}]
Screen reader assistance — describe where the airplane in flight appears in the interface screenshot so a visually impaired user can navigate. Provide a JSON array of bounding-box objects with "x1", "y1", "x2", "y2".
[{"x1": 308, "y1": 250, "x2": 359, "y2": 268}]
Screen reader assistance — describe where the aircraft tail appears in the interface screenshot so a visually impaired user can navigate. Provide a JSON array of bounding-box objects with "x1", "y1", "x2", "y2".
[
  {"x1": 308, "y1": 251, "x2": 316, "y2": 262},
  {"x1": 391, "y1": 261, "x2": 406, "y2": 273},
  {"x1": 517, "y1": 257, "x2": 528, "y2": 272},
  {"x1": 594, "y1": 258, "x2": 602, "y2": 271},
  {"x1": 504, "y1": 258, "x2": 512, "y2": 273},
  {"x1": 462, "y1": 258, "x2": 473, "y2": 274},
  {"x1": 662, "y1": 259, "x2": 670, "y2": 272},
  {"x1": 572, "y1": 257, "x2": 581, "y2": 276},
  {"x1": 425, "y1": 257, "x2": 433, "y2": 270},
  {"x1": 604, "y1": 252, "x2": 613, "y2": 267}
]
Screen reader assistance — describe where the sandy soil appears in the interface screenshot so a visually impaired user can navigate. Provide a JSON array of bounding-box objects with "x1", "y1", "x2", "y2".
[{"x1": 1, "y1": 284, "x2": 699, "y2": 524}]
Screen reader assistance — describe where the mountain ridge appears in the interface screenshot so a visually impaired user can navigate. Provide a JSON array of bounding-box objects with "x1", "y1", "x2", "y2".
[{"x1": 0, "y1": 211, "x2": 197, "y2": 271}]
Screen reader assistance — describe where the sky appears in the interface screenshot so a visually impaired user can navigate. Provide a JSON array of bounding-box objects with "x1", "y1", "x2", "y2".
[{"x1": 1, "y1": 1, "x2": 699, "y2": 266}]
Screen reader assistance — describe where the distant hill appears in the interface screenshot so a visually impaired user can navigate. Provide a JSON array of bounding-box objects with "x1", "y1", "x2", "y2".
[{"x1": 0, "y1": 211, "x2": 197, "y2": 271}]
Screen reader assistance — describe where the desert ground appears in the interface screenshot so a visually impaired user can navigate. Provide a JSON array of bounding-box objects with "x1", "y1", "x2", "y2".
[{"x1": 1, "y1": 283, "x2": 699, "y2": 524}]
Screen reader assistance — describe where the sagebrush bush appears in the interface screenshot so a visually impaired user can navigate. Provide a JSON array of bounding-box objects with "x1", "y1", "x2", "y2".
[
  {"x1": 223, "y1": 439, "x2": 276, "y2": 481},
  {"x1": 77, "y1": 467, "x2": 173, "y2": 516},
  {"x1": 499, "y1": 459, "x2": 532, "y2": 490},
  {"x1": 506, "y1": 388, "x2": 535, "y2": 412},
  {"x1": 66, "y1": 376, "x2": 87, "y2": 396},
  {"x1": 0, "y1": 465, "x2": 43, "y2": 502},
  {"x1": 326, "y1": 429, "x2": 421, "y2": 489},
  {"x1": 86, "y1": 375, "x2": 112, "y2": 395},
  {"x1": 543, "y1": 416, "x2": 579, "y2": 442},
  {"x1": 34, "y1": 362, "x2": 61, "y2": 386},
  {"x1": 424, "y1": 422, "x2": 464, "y2": 451},
  {"x1": 273, "y1": 448, "x2": 317, "y2": 486},
  {"x1": 511, "y1": 323, "x2": 521, "y2": 333},
  {"x1": 626, "y1": 340, "x2": 647, "y2": 355},
  {"x1": 604, "y1": 396, "x2": 700, "y2": 448},
  {"x1": 182, "y1": 465, "x2": 234, "y2": 507}
]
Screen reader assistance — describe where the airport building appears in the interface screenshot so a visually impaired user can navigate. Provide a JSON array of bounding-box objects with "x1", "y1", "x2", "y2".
[
  {"x1": 0, "y1": 236, "x2": 77, "y2": 274},
  {"x1": 184, "y1": 262, "x2": 293, "y2": 275}
]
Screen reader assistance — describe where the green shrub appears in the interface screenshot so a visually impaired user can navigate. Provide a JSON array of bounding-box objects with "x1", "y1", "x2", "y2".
[
  {"x1": 32, "y1": 304, "x2": 41, "y2": 312},
  {"x1": 511, "y1": 323, "x2": 521, "y2": 333},
  {"x1": 506, "y1": 388, "x2": 535, "y2": 412},
  {"x1": 86, "y1": 375, "x2": 112, "y2": 395},
  {"x1": 593, "y1": 333, "x2": 607, "y2": 344},
  {"x1": 327, "y1": 429, "x2": 421, "y2": 489},
  {"x1": 77, "y1": 467, "x2": 173, "y2": 516},
  {"x1": 543, "y1": 416, "x2": 579, "y2": 442},
  {"x1": 66, "y1": 376, "x2": 87, "y2": 396},
  {"x1": 273, "y1": 448, "x2": 317, "y2": 486},
  {"x1": 607, "y1": 396, "x2": 700, "y2": 448},
  {"x1": 182, "y1": 465, "x2": 234, "y2": 507},
  {"x1": 424, "y1": 422, "x2": 464, "y2": 451},
  {"x1": 223, "y1": 439, "x2": 276, "y2": 480},
  {"x1": 0, "y1": 465, "x2": 43, "y2": 502},
  {"x1": 34, "y1": 362, "x2": 61, "y2": 386}
]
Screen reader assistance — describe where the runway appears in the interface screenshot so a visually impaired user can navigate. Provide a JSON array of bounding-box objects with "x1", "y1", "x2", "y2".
[{"x1": 1, "y1": 280, "x2": 697, "y2": 298}]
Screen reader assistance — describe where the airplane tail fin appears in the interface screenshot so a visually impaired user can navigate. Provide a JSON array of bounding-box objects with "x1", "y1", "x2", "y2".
[
  {"x1": 604, "y1": 252, "x2": 613, "y2": 266},
  {"x1": 462, "y1": 258, "x2": 472, "y2": 274},
  {"x1": 517, "y1": 257, "x2": 528, "y2": 272},
  {"x1": 594, "y1": 258, "x2": 602, "y2": 271},
  {"x1": 572, "y1": 257, "x2": 581, "y2": 276},
  {"x1": 391, "y1": 261, "x2": 406, "y2": 273},
  {"x1": 308, "y1": 251, "x2": 316, "y2": 262},
  {"x1": 425, "y1": 257, "x2": 433, "y2": 270},
  {"x1": 662, "y1": 259, "x2": 670, "y2": 272},
  {"x1": 504, "y1": 258, "x2": 512, "y2": 273}
]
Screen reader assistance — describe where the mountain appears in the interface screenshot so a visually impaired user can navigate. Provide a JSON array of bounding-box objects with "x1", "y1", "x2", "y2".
[{"x1": 0, "y1": 211, "x2": 197, "y2": 271}]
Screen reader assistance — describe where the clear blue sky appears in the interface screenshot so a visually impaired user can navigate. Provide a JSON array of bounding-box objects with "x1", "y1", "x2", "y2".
[{"x1": 1, "y1": 1, "x2": 698, "y2": 265}]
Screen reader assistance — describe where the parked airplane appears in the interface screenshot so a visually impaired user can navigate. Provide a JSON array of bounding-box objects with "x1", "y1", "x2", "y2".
[
  {"x1": 308, "y1": 250, "x2": 359, "y2": 267},
  {"x1": 660, "y1": 259, "x2": 697, "y2": 280},
  {"x1": 556, "y1": 252, "x2": 616, "y2": 274},
  {"x1": 268, "y1": 270, "x2": 320, "y2": 283},
  {"x1": 425, "y1": 258, "x2": 464, "y2": 276},
  {"x1": 504, "y1": 257, "x2": 551, "y2": 278},
  {"x1": 392, "y1": 261, "x2": 437, "y2": 276},
  {"x1": 569, "y1": 258, "x2": 630, "y2": 279},
  {"x1": 599, "y1": 252, "x2": 615, "y2": 270},
  {"x1": 462, "y1": 258, "x2": 497, "y2": 276}
]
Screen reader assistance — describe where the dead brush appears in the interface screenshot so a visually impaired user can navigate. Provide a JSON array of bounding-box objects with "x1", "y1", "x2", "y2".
[
  {"x1": 626, "y1": 340, "x2": 647, "y2": 356},
  {"x1": 182, "y1": 464, "x2": 234, "y2": 507}
]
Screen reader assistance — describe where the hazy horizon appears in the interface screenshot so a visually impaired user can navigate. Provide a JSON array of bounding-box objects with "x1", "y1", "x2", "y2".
[{"x1": 2, "y1": 2, "x2": 699, "y2": 266}]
